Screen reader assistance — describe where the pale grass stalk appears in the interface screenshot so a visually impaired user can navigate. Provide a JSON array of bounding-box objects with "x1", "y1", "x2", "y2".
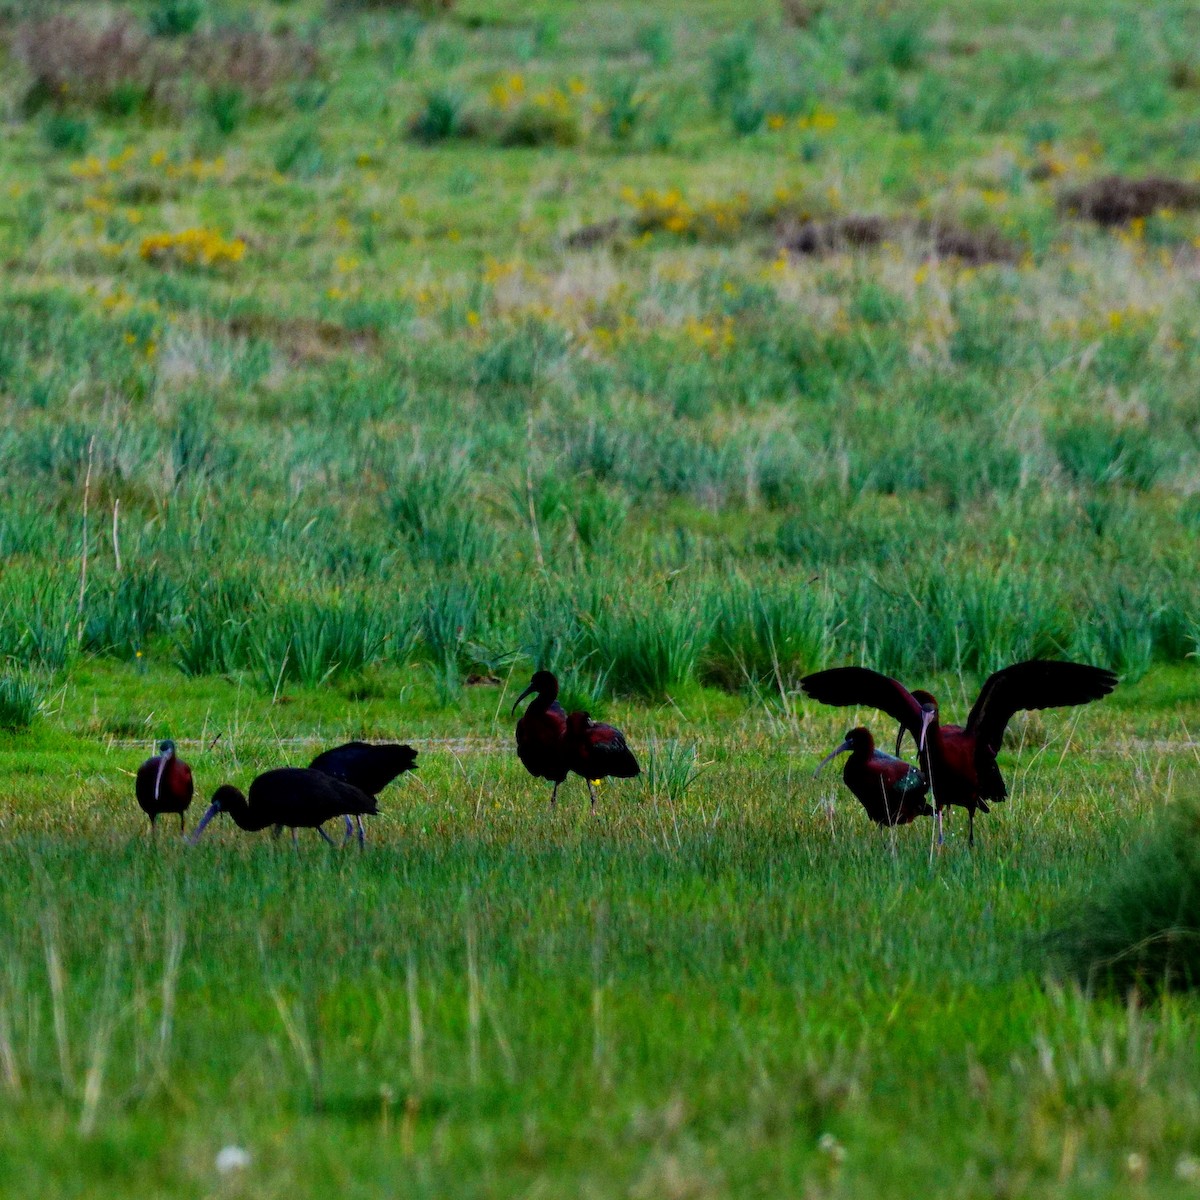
[
  {"x1": 156, "y1": 916, "x2": 184, "y2": 1076},
  {"x1": 881, "y1": 776, "x2": 898, "y2": 862},
  {"x1": 491, "y1": 659, "x2": 519, "y2": 735},
  {"x1": 406, "y1": 952, "x2": 425, "y2": 1087},
  {"x1": 480, "y1": 991, "x2": 516, "y2": 1084},
  {"x1": 591, "y1": 900, "x2": 608, "y2": 1078},
  {"x1": 78, "y1": 1025, "x2": 113, "y2": 1135},
  {"x1": 78, "y1": 981, "x2": 117, "y2": 1136},
  {"x1": 111, "y1": 498, "x2": 121, "y2": 573},
  {"x1": 271, "y1": 641, "x2": 292, "y2": 706},
  {"x1": 525, "y1": 413, "x2": 545, "y2": 571},
  {"x1": 43, "y1": 929, "x2": 74, "y2": 1095},
  {"x1": 0, "y1": 993, "x2": 21, "y2": 1096},
  {"x1": 465, "y1": 908, "x2": 481, "y2": 1087},
  {"x1": 271, "y1": 988, "x2": 322, "y2": 1108},
  {"x1": 76, "y1": 435, "x2": 94, "y2": 633}
]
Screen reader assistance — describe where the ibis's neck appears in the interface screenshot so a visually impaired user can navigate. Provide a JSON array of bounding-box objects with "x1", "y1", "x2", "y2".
[{"x1": 222, "y1": 791, "x2": 271, "y2": 832}]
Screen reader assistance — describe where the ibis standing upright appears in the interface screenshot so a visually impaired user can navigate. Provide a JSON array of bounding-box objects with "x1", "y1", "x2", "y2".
[
  {"x1": 564, "y1": 710, "x2": 640, "y2": 810},
  {"x1": 135, "y1": 739, "x2": 194, "y2": 834},
  {"x1": 513, "y1": 671, "x2": 641, "y2": 810},
  {"x1": 512, "y1": 670, "x2": 570, "y2": 806},
  {"x1": 801, "y1": 659, "x2": 1118, "y2": 845}
]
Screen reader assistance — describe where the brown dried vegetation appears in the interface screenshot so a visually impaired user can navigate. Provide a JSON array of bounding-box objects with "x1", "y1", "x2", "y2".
[
  {"x1": 782, "y1": 216, "x2": 1020, "y2": 264},
  {"x1": 1059, "y1": 175, "x2": 1200, "y2": 226},
  {"x1": 226, "y1": 314, "x2": 381, "y2": 365},
  {"x1": 11, "y1": 12, "x2": 318, "y2": 116},
  {"x1": 14, "y1": 13, "x2": 159, "y2": 113}
]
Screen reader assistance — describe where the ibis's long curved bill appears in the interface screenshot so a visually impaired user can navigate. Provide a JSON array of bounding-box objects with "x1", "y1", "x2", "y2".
[
  {"x1": 814, "y1": 739, "x2": 851, "y2": 777},
  {"x1": 511, "y1": 684, "x2": 536, "y2": 715},
  {"x1": 918, "y1": 709, "x2": 935, "y2": 753},
  {"x1": 153, "y1": 755, "x2": 167, "y2": 802},
  {"x1": 188, "y1": 801, "x2": 222, "y2": 845}
]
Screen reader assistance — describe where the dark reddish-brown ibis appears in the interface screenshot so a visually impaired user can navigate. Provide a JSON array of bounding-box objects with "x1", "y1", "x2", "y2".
[
  {"x1": 800, "y1": 660, "x2": 1118, "y2": 846},
  {"x1": 565, "y1": 710, "x2": 640, "y2": 810},
  {"x1": 135, "y1": 739, "x2": 194, "y2": 834},
  {"x1": 513, "y1": 670, "x2": 569, "y2": 806},
  {"x1": 815, "y1": 726, "x2": 931, "y2": 827},
  {"x1": 188, "y1": 768, "x2": 377, "y2": 847},
  {"x1": 309, "y1": 741, "x2": 418, "y2": 845}
]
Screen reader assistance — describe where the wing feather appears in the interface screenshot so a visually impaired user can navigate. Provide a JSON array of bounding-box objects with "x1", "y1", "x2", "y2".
[
  {"x1": 800, "y1": 667, "x2": 926, "y2": 740},
  {"x1": 310, "y1": 741, "x2": 418, "y2": 796},
  {"x1": 966, "y1": 660, "x2": 1118, "y2": 752}
]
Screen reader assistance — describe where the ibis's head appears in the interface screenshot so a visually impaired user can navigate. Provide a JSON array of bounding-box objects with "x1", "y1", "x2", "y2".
[
  {"x1": 815, "y1": 726, "x2": 873, "y2": 775},
  {"x1": 911, "y1": 690, "x2": 939, "y2": 752},
  {"x1": 152, "y1": 739, "x2": 178, "y2": 800},
  {"x1": 512, "y1": 669, "x2": 558, "y2": 714},
  {"x1": 188, "y1": 785, "x2": 241, "y2": 845}
]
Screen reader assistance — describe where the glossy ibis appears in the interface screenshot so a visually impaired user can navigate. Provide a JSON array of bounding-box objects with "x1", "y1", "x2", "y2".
[
  {"x1": 135, "y1": 739, "x2": 194, "y2": 834},
  {"x1": 816, "y1": 726, "x2": 931, "y2": 827},
  {"x1": 565, "y1": 710, "x2": 641, "y2": 810},
  {"x1": 800, "y1": 660, "x2": 1118, "y2": 846},
  {"x1": 513, "y1": 670, "x2": 569, "y2": 806},
  {"x1": 309, "y1": 741, "x2": 418, "y2": 845},
  {"x1": 188, "y1": 768, "x2": 377, "y2": 847}
]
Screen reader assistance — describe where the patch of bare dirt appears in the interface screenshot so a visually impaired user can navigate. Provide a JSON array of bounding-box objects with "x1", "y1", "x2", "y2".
[
  {"x1": 226, "y1": 314, "x2": 381, "y2": 365},
  {"x1": 1059, "y1": 175, "x2": 1200, "y2": 225},
  {"x1": 780, "y1": 216, "x2": 1020, "y2": 264},
  {"x1": 561, "y1": 218, "x2": 623, "y2": 250}
]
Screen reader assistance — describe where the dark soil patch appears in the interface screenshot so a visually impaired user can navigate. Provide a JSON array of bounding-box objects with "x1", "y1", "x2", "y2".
[
  {"x1": 227, "y1": 314, "x2": 381, "y2": 364},
  {"x1": 1059, "y1": 175, "x2": 1200, "y2": 225},
  {"x1": 780, "y1": 216, "x2": 1019, "y2": 264},
  {"x1": 561, "y1": 218, "x2": 623, "y2": 250}
]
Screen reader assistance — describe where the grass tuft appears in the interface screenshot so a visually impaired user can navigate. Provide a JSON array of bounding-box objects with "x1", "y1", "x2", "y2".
[
  {"x1": 0, "y1": 674, "x2": 41, "y2": 731},
  {"x1": 1048, "y1": 799, "x2": 1200, "y2": 995}
]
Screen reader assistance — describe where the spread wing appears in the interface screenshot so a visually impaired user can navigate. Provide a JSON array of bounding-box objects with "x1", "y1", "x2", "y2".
[
  {"x1": 800, "y1": 667, "x2": 925, "y2": 741},
  {"x1": 966, "y1": 660, "x2": 1119, "y2": 753},
  {"x1": 309, "y1": 741, "x2": 418, "y2": 796}
]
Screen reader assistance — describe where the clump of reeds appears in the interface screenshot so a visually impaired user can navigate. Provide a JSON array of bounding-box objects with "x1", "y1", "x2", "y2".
[{"x1": 1046, "y1": 798, "x2": 1200, "y2": 995}]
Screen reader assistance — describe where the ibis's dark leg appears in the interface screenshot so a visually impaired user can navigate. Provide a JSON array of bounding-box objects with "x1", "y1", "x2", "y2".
[
  {"x1": 179, "y1": 813, "x2": 185, "y2": 836},
  {"x1": 341, "y1": 815, "x2": 353, "y2": 845},
  {"x1": 968, "y1": 809, "x2": 975, "y2": 848},
  {"x1": 273, "y1": 824, "x2": 285, "y2": 840},
  {"x1": 355, "y1": 815, "x2": 366, "y2": 848},
  {"x1": 588, "y1": 781, "x2": 598, "y2": 812},
  {"x1": 149, "y1": 813, "x2": 157, "y2": 836},
  {"x1": 317, "y1": 824, "x2": 337, "y2": 847},
  {"x1": 291, "y1": 828, "x2": 299, "y2": 846},
  {"x1": 550, "y1": 782, "x2": 559, "y2": 808}
]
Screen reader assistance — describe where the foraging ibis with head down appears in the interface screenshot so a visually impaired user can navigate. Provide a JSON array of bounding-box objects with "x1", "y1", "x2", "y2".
[
  {"x1": 512, "y1": 670, "x2": 570, "y2": 805},
  {"x1": 801, "y1": 660, "x2": 1118, "y2": 846},
  {"x1": 815, "y1": 726, "x2": 931, "y2": 827},
  {"x1": 564, "y1": 710, "x2": 640, "y2": 810},
  {"x1": 308, "y1": 741, "x2": 418, "y2": 845},
  {"x1": 135, "y1": 739, "x2": 194, "y2": 834},
  {"x1": 188, "y1": 768, "x2": 377, "y2": 847}
]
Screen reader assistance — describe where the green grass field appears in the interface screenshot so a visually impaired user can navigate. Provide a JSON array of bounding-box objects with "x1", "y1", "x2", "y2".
[{"x1": 2, "y1": 0, "x2": 1200, "y2": 1194}]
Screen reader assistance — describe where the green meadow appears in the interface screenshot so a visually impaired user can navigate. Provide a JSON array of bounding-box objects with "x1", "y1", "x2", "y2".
[{"x1": 2, "y1": 0, "x2": 1200, "y2": 1194}]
